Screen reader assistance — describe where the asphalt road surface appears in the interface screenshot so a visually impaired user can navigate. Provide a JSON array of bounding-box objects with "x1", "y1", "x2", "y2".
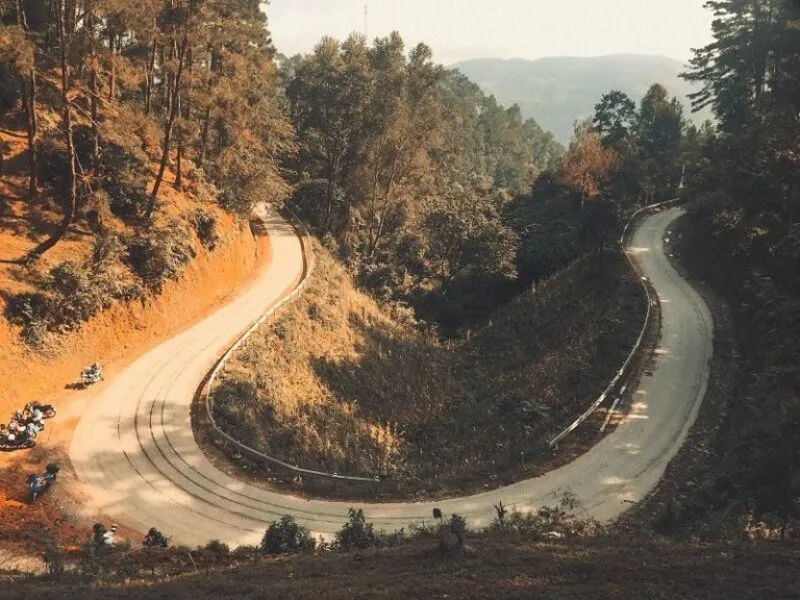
[{"x1": 70, "y1": 206, "x2": 712, "y2": 546}]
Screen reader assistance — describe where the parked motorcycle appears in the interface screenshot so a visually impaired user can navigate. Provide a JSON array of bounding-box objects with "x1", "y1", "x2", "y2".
[
  {"x1": 143, "y1": 527, "x2": 169, "y2": 548},
  {"x1": 78, "y1": 363, "x2": 103, "y2": 388},
  {"x1": 26, "y1": 463, "x2": 59, "y2": 502},
  {"x1": 0, "y1": 422, "x2": 36, "y2": 451},
  {"x1": 24, "y1": 402, "x2": 57, "y2": 419}
]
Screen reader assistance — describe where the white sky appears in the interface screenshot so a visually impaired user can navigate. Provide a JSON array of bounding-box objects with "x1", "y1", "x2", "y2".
[{"x1": 265, "y1": 0, "x2": 714, "y2": 65}]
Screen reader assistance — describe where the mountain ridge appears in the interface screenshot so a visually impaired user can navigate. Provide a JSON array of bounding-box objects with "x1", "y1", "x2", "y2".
[{"x1": 452, "y1": 54, "x2": 713, "y2": 144}]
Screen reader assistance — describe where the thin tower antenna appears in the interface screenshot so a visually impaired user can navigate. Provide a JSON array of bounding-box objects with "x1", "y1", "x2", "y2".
[{"x1": 364, "y1": 3, "x2": 369, "y2": 39}]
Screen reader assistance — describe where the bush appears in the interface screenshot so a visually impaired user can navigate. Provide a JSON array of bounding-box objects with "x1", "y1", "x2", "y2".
[
  {"x1": 100, "y1": 142, "x2": 151, "y2": 221},
  {"x1": 203, "y1": 539, "x2": 230, "y2": 557},
  {"x1": 42, "y1": 537, "x2": 65, "y2": 579},
  {"x1": 4, "y1": 292, "x2": 49, "y2": 345},
  {"x1": 261, "y1": 515, "x2": 316, "y2": 555},
  {"x1": 4, "y1": 258, "x2": 141, "y2": 345},
  {"x1": 191, "y1": 209, "x2": 219, "y2": 250},
  {"x1": 230, "y1": 545, "x2": 259, "y2": 562},
  {"x1": 125, "y1": 221, "x2": 196, "y2": 290},
  {"x1": 335, "y1": 508, "x2": 380, "y2": 550}
]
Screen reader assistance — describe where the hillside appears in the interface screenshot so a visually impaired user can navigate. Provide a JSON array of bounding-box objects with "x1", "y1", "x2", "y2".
[
  {"x1": 210, "y1": 240, "x2": 645, "y2": 498},
  {"x1": 452, "y1": 54, "x2": 715, "y2": 143}
]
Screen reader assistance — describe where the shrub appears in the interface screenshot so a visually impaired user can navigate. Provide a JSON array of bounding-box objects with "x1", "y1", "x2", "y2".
[
  {"x1": 191, "y1": 209, "x2": 219, "y2": 250},
  {"x1": 42, "y1": 537, "x2": 65, "y2": 579},
  {"x1": 4, "y1": 292, "x2": 49, "y2": 345},
  {"x1": 231, "y1": 545, "x2": 259, "y2": 562},
  {"x1": 261, "y1": 515, "x2": 316, "y2": 555},
  {"x1": 4, "y1": 257, "x2": 140, "y2": 345},
  {"x1": 335, "y1": 508, "x2": 380, "y2": 550},
  {"x1": 100, "y1": 142, "x2": 151, "y2": 221},
  {"x1": 125, "y1": 221, "x2": 196, "y2": 290},
  {"x1": 203, "y1": 539, "x2": 230, "y2": 557}
]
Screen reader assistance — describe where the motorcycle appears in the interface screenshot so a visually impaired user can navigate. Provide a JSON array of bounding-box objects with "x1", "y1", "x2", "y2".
[
  {"x1": 26, "y1": 463, "x2": 59, "y2": 502},
  {"x1": 0, "y1": 423, "x2": 36, "y2": 451},
  {"x1": 143, "y1": 527, "x2": 169, "y2": 548},
  {"x1": 24, "y1": 402, "x2": 57, "y2": 419},
  {"x1": 78, "y1": 363, "x2": 103, "y2": 388}
]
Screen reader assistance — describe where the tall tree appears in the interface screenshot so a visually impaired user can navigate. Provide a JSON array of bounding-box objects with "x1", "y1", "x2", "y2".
[
  {"x1": 28, "y1": 0, "x2": 77, "y2": 257},
  {"x1": 635, "y1": 83, "x2": 685, "y2": 201},
  {"x1": 8, "y1": 0, "x2": 38, "y2": 197},
  {"x1": 559, "y1": 120, "x2": 620, "y2": 208},
  {"x1": 593, "y1": 90, "x2": 636, "y2": 151}
]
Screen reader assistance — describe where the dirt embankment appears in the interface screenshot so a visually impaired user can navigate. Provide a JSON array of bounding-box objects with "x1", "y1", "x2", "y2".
[{"x1": 0, "y1": 218, "x2": 268, "y2": 419}]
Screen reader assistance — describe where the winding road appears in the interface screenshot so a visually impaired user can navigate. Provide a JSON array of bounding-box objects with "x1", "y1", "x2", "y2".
[{"x1": 69, "y1": 206, "x2": 712, "y2": 546}]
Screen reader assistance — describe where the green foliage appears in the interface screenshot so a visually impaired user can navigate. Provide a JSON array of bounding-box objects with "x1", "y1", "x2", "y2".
[
  {"x1": 594, "y1": 90, "x2": 637, "y2": 150},
  {"x1": 42, "y1": 537, "x2": 65, "y2": 579},
  {"x1": 261, "y1": 515, "x2": 316, "y2": 555},
  {"x1": 656, "y1": 0, "x2": 800, "y2": 537},
  {"x1": 203, "y1": 539, "x2": 230, "y2": 557},
  {"x1": 5, "y1": 257, "x2": 142, "y2": 345},
  {"x1": 100, "y1": 142, "x2": 151, "y2": 221},
  {"x1": 335, "y1": 508, "x2": 381, "y2": 550},
  {"x1": 284, "y1": 32, "x2": 560, "y2": 330},
  {"x1": 125, "y1": 222, "x2": 196, "y2": 291},
  {"x1": 488, "y1": 491, "x2": 599, "y2": 539},
  {"x1": 191, "y1": 209, "x2": 219, "y2": 250}
]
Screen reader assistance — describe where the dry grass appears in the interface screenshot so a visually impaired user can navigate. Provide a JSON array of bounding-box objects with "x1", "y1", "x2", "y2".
[
  {"x1": 2, "y1": 534, "x2": 798, "y2": 599},
  {"x1": 214, "y1": 242, "x2": 646, "y2": 497}
]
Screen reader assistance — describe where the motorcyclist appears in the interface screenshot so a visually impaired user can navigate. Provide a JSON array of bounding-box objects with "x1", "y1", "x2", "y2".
[
  {"x1": 103, "y1": 524, "x2": 118, "y2": 546},
  {"x1": 143, "y1": 527, "x2": 168, "y2": 548}
]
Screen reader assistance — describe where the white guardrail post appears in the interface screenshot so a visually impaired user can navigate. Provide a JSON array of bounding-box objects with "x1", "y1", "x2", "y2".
[
  {"x1": 203, "y1": 209, "x2": 381, "y2": 484},
  {"x1": 548, "y1": 197, "x2": 680, "y2": 447}
]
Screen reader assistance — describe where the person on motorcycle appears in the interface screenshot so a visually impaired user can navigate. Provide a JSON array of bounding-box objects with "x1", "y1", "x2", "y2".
[
  {"x1": 143, "y1": 527, "x2": 168, "y2": 548},
  {"x1": 103, "y1": 524, "x2": 118, "y2": 546}
]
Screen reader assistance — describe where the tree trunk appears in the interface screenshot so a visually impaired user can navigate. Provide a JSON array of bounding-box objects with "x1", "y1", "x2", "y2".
[
  {"x1": 16, "y1": 0, "x2": 38, "y2": 198},
  {"x1": 146, "y1": 33, "x2": 188, "y2": 221},
  {"x1": 198, "y1": 106, "x2": 210, "y2": 165},
  {"x1": 88, "y1": 2, "x2": 100, "y2": 170},
  {"x1": 144, "y1": 40, "x2": 157, "y2": 116},
  {"x1": 174, "y1": 92, "x2": 182, "y2": 190},
  {"x1": 28, "y1": 0, "x2": 77, "y2": 258},
  {"x1": 175, "y1": 145, "x2": 182, "y2": 190},
  {"x1": 108, "y1": 32, "x2": 116, "y2": 101}
]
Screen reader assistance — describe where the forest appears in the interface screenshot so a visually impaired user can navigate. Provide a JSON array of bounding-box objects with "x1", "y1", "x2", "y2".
[{"x1": 1, "y1": 0, "x2": 689, "y2": 340}]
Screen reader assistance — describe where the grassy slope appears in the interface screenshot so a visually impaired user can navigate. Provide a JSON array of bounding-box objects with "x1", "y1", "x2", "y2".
[
  {"x1": 214, "y1": 242, "x2": 645, "y2": 497},
  {"x1": 3, "y1": 535, "x2": 797, "y2": 599}
]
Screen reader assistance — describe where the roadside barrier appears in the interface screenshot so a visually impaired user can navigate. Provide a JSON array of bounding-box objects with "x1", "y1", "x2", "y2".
[
  {"x1": 548, "y1": 197, "x2": 681, "y2": 447},
  {"x1": 203, "y1": 207, "x2": 381, "y2": 484}
]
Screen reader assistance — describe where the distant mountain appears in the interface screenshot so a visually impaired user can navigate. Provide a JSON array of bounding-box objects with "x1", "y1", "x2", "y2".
[{"x1": 452, "y1": 55, "x2": 713, "y2": 145}]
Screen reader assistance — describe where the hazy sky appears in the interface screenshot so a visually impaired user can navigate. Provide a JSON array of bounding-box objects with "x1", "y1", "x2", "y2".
[{"x1": 266, "y1": 0, "x2": 714, "y2": 65}]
